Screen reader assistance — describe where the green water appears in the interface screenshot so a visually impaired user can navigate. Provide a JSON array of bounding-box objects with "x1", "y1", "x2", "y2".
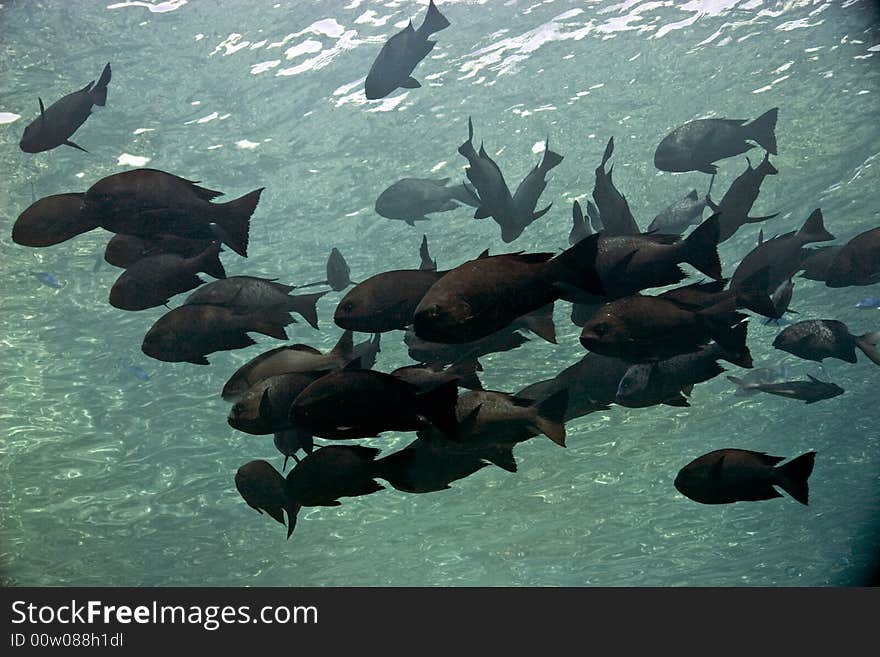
[{"x1": 0, "y1": 0, "x2": 878, "y2": 587}]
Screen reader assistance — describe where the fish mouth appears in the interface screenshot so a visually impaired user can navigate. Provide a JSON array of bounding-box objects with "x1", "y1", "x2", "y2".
[{"x1": 579, "y1": 331, "x2": 599, "y2": 349}]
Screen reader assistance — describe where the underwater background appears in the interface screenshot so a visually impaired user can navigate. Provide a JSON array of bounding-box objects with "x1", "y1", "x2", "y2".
[{"x1": 1, "y1": 0, "x2": 878, "y2": 587}]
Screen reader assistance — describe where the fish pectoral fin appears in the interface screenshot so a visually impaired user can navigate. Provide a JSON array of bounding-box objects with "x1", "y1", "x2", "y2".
[
  {"x1": 64, "y1": 140, "x2": 89, "y2": 153},
  {"x1": 401, "y1": 76, "x2": 421, "y2": 89},
  {"x1": 186, "y1": 356, "x2": 211, "y2": 365},
  {"x1": 697, "y1": 164, "x2": 718, "y2": 175},
  {"x1": 474, "y1": 206, "x2": 492, "y2": 219}
]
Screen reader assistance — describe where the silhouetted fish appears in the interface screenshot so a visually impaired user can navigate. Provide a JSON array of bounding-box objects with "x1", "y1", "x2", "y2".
[
  {"x1": 183, "y1": 276, "x2": 326, "y2": 329},
  {"x1": 228, "y1": 370, "x2": 327, "y2": 436},
  {"x1": 30, "y1": 271, "x2": 62, "y2": 288},
  {"x1": 235, "y1": 459, "x2": 292, "y2": 530},
  {"x1": 104, "y1": 233, "x2": 221, "y2": 269},
  {"x1": 375, "y1": 439, "x2": 489, "y2": 493},
  {"x1": 501, "y1": 139, "x2": 564, "y2": 242},
  {"x1": 707, "y1": 152, "x2": 778, "y2": 243},
  {"x1": 824, "y1": 227, "x2": 880, "y2": 288},
  {"x1": 299, "y1": 248, "x2": 358, "y2": 292},
  {"x1": 82, "y1": 168, "x2": 263, "y2": 257},
  {"x1": 728, "y1": 362, "x2": 794, "y2": 396},
  {"x1": 20, "y1": 63, "x2": 111, "y2": 153},
  {"x1": 405, "y1": 326, "x2": 530, "y2": 366},
  {"x1": 798, "y1": 245, "x2": 842, "y2": 282},
  {"x1": 675, "y1": 449, "x2": 815, "y2": 505},
  {"x1": 727, "y1": 374, "x2": 844, "y2": 403},
  {"x1": 274, "y1": 427, "x2": 314, "y2": 472},
  {"x1": 12, "y1": 193, "x2": 98, "y2": 247},
  {"x1": 569, "y1": 199, "x2": 600, "y2": 245},
  {"x1": 772, "y1": 319, "x2": 880, "y2": 366},
  {"x1": 458, "y1": 117, "x2": 516, "y2": 233},
  {"x1": 648, "y1": 190, "x2": 709, "y2": 235},
  {"x1": 364, "y1": 0, "x2": 450, "y2": 100},
  {"x1": 658, "y1": 267, "x2": 779, "y2": 319},
  {"x1": 375, "y1": 178, "x2": 479, "y2": 225},
  {"x1": 109, "y1": 241, "x2": 226, "y2": 311},
  {"x1": 654, "y1": 108, "x2": 778, "y2": 174},
  {"x1": 592, "y1": 137, "x2": 640, "y2": 235}
]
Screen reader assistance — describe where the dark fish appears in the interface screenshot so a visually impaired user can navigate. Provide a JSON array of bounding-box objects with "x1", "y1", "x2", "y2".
[
  {"x1": 658, "y1": 267, "x2": 779, "y2": 319},
  {"x1": 674, "y1": 449, "x2": 815, "y2": 505},
  {"x1": 726, "y1": 374, "x2": 844, "y2": 403},
  {"x1": 12, "y1": 193, "x2": 98, "y2": 247},
  {"x1": 855, "y1": 297, "x2": 880, "y2": 310},
  {"x1": 579, "y1": 294, "x2": 750, "y2": 364},
  {"x1": 728, "y1": 362, "x2": 794, "y2": 396},
  {"x1": 390, "y1": 359, "x2": 483, "y2": 392},
  {"x1": 273, "y1": 427, "x2": 314, "y2": 472},
  {"x1": 591, "y1": 137, "x2": 640, "y2": 236},
  {"x1": 183, "y1": 275, "x2": 326, "y2": 329},
  {"x1": 457, "y1": 117, "x2": 516, "y2": 236},
  {"x1": 706, "y1": 152, "x2": 779, "y2": 243},
  {"x1": 234, "y1": 459, "x2": 293, "y2": 529},
  {"x1": 299, "y1": 248, "x2": 358, "y2": 291},
  {"x1": 405, "y1": 327, "x2": 530, "y2": 366},
  {"x1": 375, "y1": 178, "x2": 479, "y2": 225},
  {"x1": 30, "y1": 271, "x2": 62, "y2": 288},
  {"x1": 364, "y1": 0, "x2": 450, "y2": 100},
  {"x1": 824, "y1": 227, "x2": 880, "y2": 288},
  {"x1": 501, "y1": 139, "x2": 564, "y2": 242},
  {"x1": 142, "y1": 303, "x2": 293, "y2": 365},
  {"x1": 82, "y1": 168, "x2": 263, "y2": 257},
  {"x1": 19, "y1": 62, "x2": 111, "y2": 153},
  {"x1": 221, "y1": 330, "x2": 355, "y2": 402},
  {"x1": 569, "y1": 199, "x2": 600, "y2": 245},
  {"x1": 615, "y1": 327, "x2": 752, "y2": 409},
  {"x1": 289, "y1": 368, "x2": 459, "y2": 439},
  {"x1": 772, "y1": 319, "x2": 880, "y2": 366},
  {"x1": 415, "y1": 389, "x2": 570, "y2": 472},
  {"x1": 228, "y1": 370, "x2": 326, "y2": 436},
  {"x1": 798, "y1": 245, "x2": 842, "y2": 282},
  {"x1": 648, "y1": 190, "x2": 709, "y2": 236},
  {"x1": 654, "y1": 108, "x2": 778, "y2": 174},
  {"x1": 413, "y1": 237, "x2": 603, "y2": 344},
  {"x1": 104, "y1": 233, "x2": 221, "y2": 269},
  {"x1": 768, "y1": 278, "x2": 796, "y2": 319},
  {"x1": 109, "y1": 241, "x2": 226, "y2": 311},
  {"x1": 284, "y1": 446, "x2": 386, "y2": 538},
  {"x1": 375, "y1": 439, "x2": 489, "y2": 493},
  {"x1": 334, "y1": 267, "x2": 445, "y2": 333},
  {"x1": 729, "y1": 209, "x2": 835, "y2": 293}
]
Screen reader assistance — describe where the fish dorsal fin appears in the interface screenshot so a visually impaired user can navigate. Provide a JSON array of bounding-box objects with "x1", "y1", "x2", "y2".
[
  {"x1": 38, "y1": 97, "x2": 46, "y2": 119},
  {"x1": 758, "y1": 229, "x2": 764, "y2": 245},
  {"x1": 477, "y1": 248, "x2": 491, "y2": 259},
  {"x1": 757, "y1": 452, "x2": 786, "y2": 466},
  {"x1": 478, "y1": 143, "x2": 488, "y2": 159},
  {"x1": 286, "y1": 344, "x2": 322, "y2": 354},
  {"x1": 710, "y1": 453, "x2": 726, "y2": 478},
  {"x1": 456, "y1": 403, "x2": 483, "y2": 437},
  {"x1": 507, "y1": 252, "x2": 555, "y2": 265},
  {"x1": 687, "y1": 189, "x2": 699, "y2": 200}
]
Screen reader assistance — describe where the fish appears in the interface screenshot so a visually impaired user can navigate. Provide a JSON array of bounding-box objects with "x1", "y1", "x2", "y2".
[
  {"x1": 405, "y1": 327, "x2": 530, "y2": 366},
  {"x1": 824, "y1": 227, "x2": 880, "y2": 288},
  {"x1": 516, "y1": 352, "x2": 628, "y2": 421},
  {"x1": 289, "y1": 368, "x2": 459, "y2": 439},
  {"x1": 284, "y1": 446, "x2": 387, "y2": 538},
  {"x1": 19, "y1": 62, "x2": 111, "y2": 153},
  {"x1": 728, "y1": 362, "x2": 794, "y2": 395},
  {"x1": 798, "y1": 245, "x2": 842, "y2": 282},
  {"x1": 12, "y1": 193, "x2": 99, "y2": 247},
  {"x1": 81, "y1": 168, "x2": 263, "y2": 258},
  {"x1": 235, "y1": 459, "x2": 292, "y2": 530},
  {"x1": 729, "y1": 209, "x2": 835, "y2": 294},
  {"x1": 374, "y1": 178, "x2": 479, "y2": 225},
  {"x1": 772, "y1": 319, "x2": 880, "y2": 366},
  {"x1": 183, "y1": 276, "x2": 326, "y2": 329},
  {"x1": 30, "y1": 271, "x2": 62, "y2": 288},
  {"x1": 221, "y1": 330, "x2": 355, "y2": 402},
  {"x1": 103, "y1": 233, "x2": 222, "y2": 269},
  {"x1": 415, "y1": 389, "x2": 570, "y2": 473},
  {"x1": 124, "y1": 364, "x2": 150, "y2": 381},
  {"x1": 648, "y1": 190, "x2": 709, "y2": 236},
  {"x1": 457, "y1": 117, "x2": 517, "y2": 233},
  {"x1": 654, "y1": 107, "x2": 778, "y2": 174},
  {"x1": 726, "y1": 374, "x2": 845, "y2": 403},
  {"x1": 227, "y1": 370, "x2": 327, "y2": 436},
  {"x1": 413, "y1": 237, "x2": 603, "y2": 344},
  {"x1": 390, "y1": 359, "x2": 483, "y2": 392},
  {"x1": 768, "y1": 278, "x2": 796, "y2": 319},
  {"x1": 299, "y1": 248, "x2": 358, "y2": 292},
  {"x1": 142, "y1": 303, "x2": 294, "y2": 365},
  {"x1": 616, "y1": 324, "x2": 752, "y2": 408},
  {"x1": 500, "y1": 138, "x2": 564, "y2": 242},
  {"x1": 273, "y1": 427, "x2": 314, "y2": 472},
  {"x1": 855, "y1": 297, "x2": 880, "y2": 310},
  {"x1": 109, "y1": 241, "x2": 226, "y2": 311},
  {"x1": 364, "y1": 0, "x2": 450, "y2": 100},
  {"x1": 591, "y1": 137, "x2": 640, "y2": 235},
  {"x1": 579, "y1": 294, "x2": 750, "y2": 364},
  {"x1": 658, "y1": 267, "x2": 780, "y2": 319},
  {"x1": 674, "y1": 449, "x2": 816, "y2": 505},
  {"x1": 706, "y1": 152, "x2": 779, "y2": 243},
  {"x1": 375, "y1": 439, "x2": 490, "y2": 494},
  {"x1": 569, "y1": 199, "x2": 600, "y2": 245}
]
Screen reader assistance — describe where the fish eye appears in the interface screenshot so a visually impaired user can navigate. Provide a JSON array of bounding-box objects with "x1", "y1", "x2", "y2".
[
  {"x1": 343, "y1": 301, "x2": 354, "y2": 313},
  {"x1": 593, "y1": 322, "x2": 608, "y2": 337}
]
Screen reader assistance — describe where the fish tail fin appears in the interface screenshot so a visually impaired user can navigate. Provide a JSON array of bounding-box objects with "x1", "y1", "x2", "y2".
[
  {"x1": 735, "y1": 266, "x2": 780, "y2": 318},
  {"x1": 485, "y1": 445, "x2": 518, "y2": 473},
  {"x1": 548, "y1": 233, "x2": 604, "y2": 296},
  {"x1": 855, "y1": 331, "x2": 880, "y2": 366},
  {"x1": 746, "y1": 107, "x2": 778, "y2": 155},
  {"x1": 540, "y1": 141, "x2": 564, "y2": 172},
  {"x1": 529, "y1": 390, "x2": 569, "y2": 447},
  {"x1": 717, "y1": 320, "x2": 753, "y2": 369},
  {"x1": 458, "y1": 116, "x2": 477, "y2": 160},
  {"x1": 775, "y1": 451, "x2": 816, "y2": 506},
  {"x1": 249, "y1": 304, "x2": 296, "y2": 340},
  {"x1": 600, "y1": 136, "x2": 614, "y2": 168},
  {"x1": 92, "y1": 62, "x2": 112, "y2": 106},
  {"x1": 197, "y1": 241, "x2": 226, "y2": 279},
  {"x1": 418, "y1": 234, "x2": 437, "y2": 271},
  {"x1": 520, "y1": 303, "x2": 557, "y2": 344},
  {"x1": 451, "y1": 181, "x2": 481, "y2": 208},
  {"x1": 531, "y1": 203, "x2": 553, "y2": 223},
  {"x1": 287, "y1": 291, "x2": 327, "y2": 330},
  {"x1": 215, "y1": 187, "x2": 264, "y2": 257},
  {"x1": 418, "y1": 0, "x2": 451, "y2": 37},
  {"x1": 681, "y1": 213, "x2": 723, "y2": 280},
  {"x1": 331, "y1": 329, "x2": 355, "y2": 363},
  {"x1": 757, "y1": 151, "x2": 778, "y2": 175},
  {"x1": 284, "y1": 500, "x2": 302, "y2": 540},
  {"x1": 796, "y1": 208, "x2": 835, "y2": 244},
  {"x1": 416, "y1": 379, "x2": 459, "y2": 437}
]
